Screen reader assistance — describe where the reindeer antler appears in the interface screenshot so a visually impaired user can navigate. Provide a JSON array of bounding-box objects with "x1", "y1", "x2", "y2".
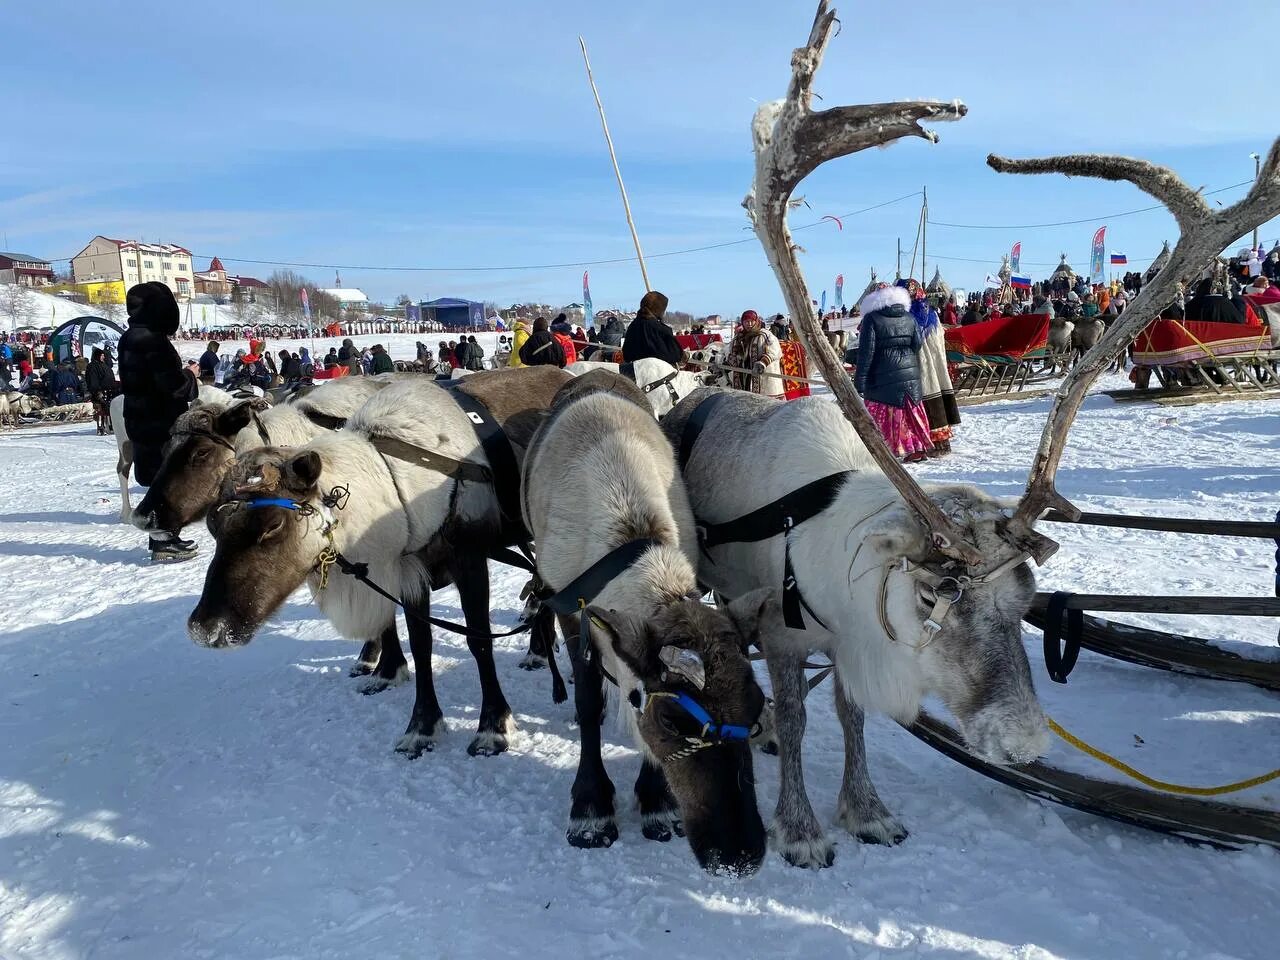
[
  {"x1": 747, "y1": 1, "x2": 977, "y2": 564},
  {"x1": 992, "y1": 137, "x2": 1280, "y2": 538}
]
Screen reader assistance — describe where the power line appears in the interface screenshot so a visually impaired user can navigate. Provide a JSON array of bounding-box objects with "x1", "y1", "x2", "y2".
[
  {"x1": 45, "y1": 192, "x2": 924, "y2": 273},
  {"x1": 926, "y1": 180, "x2": 1255, "y2": 230}
]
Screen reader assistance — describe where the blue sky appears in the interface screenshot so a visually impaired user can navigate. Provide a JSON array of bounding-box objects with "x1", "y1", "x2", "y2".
[{"x1": 3, "y1": 0, "x2": 1276, "y2": 316}]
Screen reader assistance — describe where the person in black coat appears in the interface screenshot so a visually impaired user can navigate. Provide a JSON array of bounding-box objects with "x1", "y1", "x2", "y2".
[
  {"x1": 1184, "y1": 278, "x2": 1245, "y2": 324},
  {"x1": 117, "y1": 281, "x2": 199, "y2": 561},
  {"x1": 854, "y1": 286, "x2": 933, "y2": 461},
  {"x1": 621, "y1": 290, "x2": 683, "y2": 366},
  {"x1": 519, "y1": 317, "x2": 566, "y2": 367},
  {"x1": 48, "y1": 362, "x2": 83, "y2": 405},
  {"x1": 198, "y1": 340, "x2": 220, "y2": 384},
  {"x1": 85, "y1": 348, "x2": 117, "y2": 435},
  {"x1": 598, "y1": 314, "x2": 626, "y2": 348}
]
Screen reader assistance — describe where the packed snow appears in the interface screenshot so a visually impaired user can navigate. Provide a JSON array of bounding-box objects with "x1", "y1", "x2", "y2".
[{"x1": 0, "y1": 371, "x2": 1277, "y2": 959}]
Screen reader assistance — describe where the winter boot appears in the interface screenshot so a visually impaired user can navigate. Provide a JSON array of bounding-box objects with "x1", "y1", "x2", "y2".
[{"x1": 150, "y1": 535, "x2": 198, "y2": 564}]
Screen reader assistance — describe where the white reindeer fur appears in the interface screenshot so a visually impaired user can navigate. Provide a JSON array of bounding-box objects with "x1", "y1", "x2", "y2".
[
  {"x1": 564, "y1": 358, "x2": 708, "y2": 418},
  {"x1": 680, "y1": 394, "x2": 1040, "y2": 740},
  {"x1": 270, "y1": 378, "x2": 495, "y2": 641},
  {"x1": 522, "y1": 390, "x2": 701, "y2": 746}
]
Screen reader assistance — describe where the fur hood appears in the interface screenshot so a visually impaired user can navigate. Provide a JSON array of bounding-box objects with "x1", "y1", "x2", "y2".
[{"x1": 857, "y1": 285, "x2": 911, "y2": 317}]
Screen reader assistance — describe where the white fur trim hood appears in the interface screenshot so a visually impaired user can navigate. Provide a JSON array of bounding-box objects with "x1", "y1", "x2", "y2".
[{"x1": 857, "y1": 285, "x2": 912, "y2": 316}]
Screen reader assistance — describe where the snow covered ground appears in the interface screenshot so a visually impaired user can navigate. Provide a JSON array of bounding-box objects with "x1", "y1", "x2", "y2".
[{"x1": 0, "y1": 373, "x2": 1277, "y2": 959}]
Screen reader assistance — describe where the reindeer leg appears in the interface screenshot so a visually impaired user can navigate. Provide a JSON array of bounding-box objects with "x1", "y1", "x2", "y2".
[
  {"x1": 563, "y1": 611, "x2": 617, "y2": 848},
  {"x1": 832, "y1": 675, "x2": 907, "y2": 845},
  {"x1": 635, "y1": 758, "x2": 681, "y2": 842},
  {"x1": 766, "y1": 651, "x2": 833, "y2": 869},
  {"x1": 451, "y1": 551, "x2": 514, "y2": 757},
  {"x1": 358, "y1": 621, "x2": 409, "y2": 694},
  {"x1": 534, "y1": 607, "x2": 568, "y2": 704},
  {"x1": 395, "y1": 593, "x2": 445, "y2": 758},
  {"x1": 350, "y1": 636, "x2": 380, "y2": 677}
]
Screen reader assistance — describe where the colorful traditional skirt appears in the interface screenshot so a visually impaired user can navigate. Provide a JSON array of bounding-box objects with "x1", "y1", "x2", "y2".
[{"x1": 867, "y1": 396, "x2": 935, "y2": 458}]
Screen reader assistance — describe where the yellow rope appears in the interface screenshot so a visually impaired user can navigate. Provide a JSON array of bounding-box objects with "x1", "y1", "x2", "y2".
[{"x1": 1047, "y1": 716, "x2": 1280, "y2": 797}]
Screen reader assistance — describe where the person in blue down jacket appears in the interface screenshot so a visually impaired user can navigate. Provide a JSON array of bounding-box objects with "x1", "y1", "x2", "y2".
[{"x1": 853, "y1": 284, "x2": 934, "y2": 462}]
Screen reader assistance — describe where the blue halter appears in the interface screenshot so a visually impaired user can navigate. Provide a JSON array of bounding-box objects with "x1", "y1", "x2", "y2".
[
  {"x1": 244, "y1": 497, "x2": 302, "y2": 510},
  {"x1": 666, "y1": 691, "x2": 753, "y2": 742}
]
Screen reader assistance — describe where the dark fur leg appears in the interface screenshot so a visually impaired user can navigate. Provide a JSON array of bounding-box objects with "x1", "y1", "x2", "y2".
[
  {"x1": 563, "y1": 612, "x2": 617, "y2": 848},
  {"x1": 451, "y1": 551, "x2": 514, "y2": 757},
  {"x1": 635, "y1": 759, "x2": 682, "y2": 842},
  {"x1": 766, "y1": 652, "x2": 834, "y2": 869},
  {"x1": 532, "y1": 607, "x2": 567, "y2": 704},
  {"x1": 359, "y1": 622, "x2": 410, "y2": 695},
  {"x1": 349, "y1": 637, "x2": 379, "y2": 677},
  {"x1": 395, "y1": 595, "x2": 445, "y2": 758},
  {"x1": 832, "y1": 677, "x2": 907, "y2": 845}
]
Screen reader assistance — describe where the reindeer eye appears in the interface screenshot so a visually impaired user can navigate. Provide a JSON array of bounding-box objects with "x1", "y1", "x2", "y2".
[{"x1": 191, "y1": 447, "x2": 209, "y2": 463}]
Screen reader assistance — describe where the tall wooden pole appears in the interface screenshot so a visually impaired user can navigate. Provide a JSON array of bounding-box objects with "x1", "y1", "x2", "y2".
[
  {"x1": 921, "y1": 185, "x2": 928, "y2": 284},
  {"x1": 579, "y1": 37, "x2": 651, "y2": 292}
]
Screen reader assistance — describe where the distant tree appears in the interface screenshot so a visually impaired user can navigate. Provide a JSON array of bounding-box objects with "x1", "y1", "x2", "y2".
[
  {"x1": 0, "y1": 282, "x2": 34, "y2": 328},
  {"x1": 666, "y1": 309, "x2": 694, "y2": 330},
  {"x1": 396, "y1": 293, "x2": 413, "y2": 307},
  {"x1": 96, "y1": 297, "x2": 123, "y2": 326}
]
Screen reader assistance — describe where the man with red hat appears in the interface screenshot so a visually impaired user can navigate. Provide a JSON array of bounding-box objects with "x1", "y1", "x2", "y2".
[{"x1": 727, "y1": 309, "x2": 783, "y2": 398}]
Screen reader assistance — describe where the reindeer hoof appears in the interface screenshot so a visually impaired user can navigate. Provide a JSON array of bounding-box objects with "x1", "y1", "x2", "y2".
[
  {"x1": 641, "y1": 811, "x2": 683, "y2": 843},
  {"x1": 758, "y1": 739, "x2": 779, "y2": 756},
  {"x1": 394, "y1": 732, "x2": 438, "y2": 758},
  {"x1": 467, "y1": 731, "x2": 509, "y2": 757},
  {"x1": 518, "y1": 652, "x2": 547, "y2": 671},
  {"x1": 837, "y1": 808, "x2": 909, "y2": 846},
  {"x1": 567, "y1": 818, "x2": 618, "y2": 849},
  {"x1": 359, "y1": 665, "x2": 410, "y2": 696},
  {"x1": 771, "y1": 822, "x2": 835, "y2": 869},
  {"x1": 349, "y1": 661, "x2": 375, "y2": 678}
]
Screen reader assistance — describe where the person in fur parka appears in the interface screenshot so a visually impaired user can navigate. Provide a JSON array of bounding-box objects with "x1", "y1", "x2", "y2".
[{"x1": 854, "y1": 284, "x2": 933, "y2": 461}]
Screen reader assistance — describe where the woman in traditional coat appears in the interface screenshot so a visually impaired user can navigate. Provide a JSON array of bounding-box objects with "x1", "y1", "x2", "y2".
[
  {"x1": 905, "y1": 281, "x2": 960, "y2": 456},
  {"x1": 854, "y1": 285, "x2": 933, "y2": 462}
]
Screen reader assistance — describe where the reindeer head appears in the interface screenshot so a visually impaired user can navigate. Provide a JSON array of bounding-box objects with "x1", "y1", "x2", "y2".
[
  {"x1": 585, "y1": 590, "x2": 771, "y2": 876},
  {"x1": 134, "y1": 398, "x2": 268, "y2": 533},
  {"x1": 187, "y1": 447, "x2": 330, "y2": 649},
  {"x1": 856, "y1": 488, "x2": 1046, "y2": 764}
]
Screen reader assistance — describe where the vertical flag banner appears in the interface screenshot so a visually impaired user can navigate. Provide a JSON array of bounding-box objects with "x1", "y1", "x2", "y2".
[
  {"x1": 300, "y1": 287, "x2": 312, "y2": 338},
  {"x1": 1090, "y1": 226, "x2": 1107, "y2": 282},
  {"x1": 820, "y1": 289, "x2": 827, "y2": 315},
  {"x1": 582, "y1": 270, "x2": 593, "y2": 328},
  {"x1": 1010, "y1": 242, "x2": 1022, "y2": 273},
  {"x1": 834, "y1": 274, "x2": 844, "y2": 309}
]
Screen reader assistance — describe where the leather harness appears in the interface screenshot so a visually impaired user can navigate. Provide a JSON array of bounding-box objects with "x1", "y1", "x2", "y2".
[
  {"x1": 618, "y1": 362, "x2": 681, "y2": 408},
  {"x1": 678, "y1": 391, "x2": 840, "y2": 631}
]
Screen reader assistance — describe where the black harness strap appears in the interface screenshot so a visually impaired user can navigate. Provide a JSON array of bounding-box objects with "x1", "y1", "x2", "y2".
[
  {"x1": 369, "y1": 434, "x2": 492, "y2": 483},
  {"x1": 1043, "y1": 590, "x2": 1084, "y2": 684},
  {"x1": 538, "y1": 538, "x2": 657, "y2": 683},
  {"x1": 328, "y1": 552, "x2": 534, "y2": 641},
  {"x1": 304, "y1": 410, "x2": 346, "y2": 431},
  {"x1": 619, "y1": 363, "x2": 680, "y2": 406},
  {"x1": 250, "y1": 411, "x2": 271, "y2": 446},
  {"x1": 450, "y1": 389, "x2": 524, "y2": 530},
  {"x1": 678, "y1": 390, "x2": 839, "y2": 632}
]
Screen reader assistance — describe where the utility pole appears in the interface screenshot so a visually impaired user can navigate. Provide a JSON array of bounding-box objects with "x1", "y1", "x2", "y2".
[
  {"x1": 1250, "y1": 153, "x2": 1262, "y2": 250},
  {"x1": 896, "y1": 237, "x2": 901, "y2": 279}
]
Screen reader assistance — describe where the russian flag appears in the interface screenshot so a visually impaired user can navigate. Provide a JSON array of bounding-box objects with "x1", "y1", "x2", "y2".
[
  {"x1": 1110, "y1": 252, "x2": 1127, "y2": 265},
  {"x1": 1010, "y1": 274, "x2": 1031, "y2": 290}
]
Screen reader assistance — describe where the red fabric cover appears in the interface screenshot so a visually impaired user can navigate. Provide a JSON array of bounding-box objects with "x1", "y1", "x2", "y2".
[
  {"x1": 944, "y1": 313, "x2": 1050, "y2": 360},
  {"x1": 779, "y1": 340, "x2": 809, "y2": 400},
  {"x1": 1133, "y1": 318, "x2": 1270, "y2": 364},
  {"x1": 676, "y1": 333, "x2": 722, "y2": 351}
]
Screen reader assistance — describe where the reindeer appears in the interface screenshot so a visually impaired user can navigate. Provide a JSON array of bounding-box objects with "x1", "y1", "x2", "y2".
[
  {"x1": 565, "y1": 357, "x2": 711, "y2": 418},
  {"x1": 188, "y1": 367, "x2": 570, "y2": 758},
  {"x1": 134, "y1": 375, "x2": 407, "y2": 690},
  {"x1": 523, "y1": 370, "x2": 771, "y2": 874},
  {"x1": 0, "y1": 390, "x2": 42, "y2": 429},
  {"x1": 682, "y1": 1, "x2": 1280, "y2": 869},
  {"x1": 1045, "y1": 317, "x2": 1075, "y2": 374},
  {"x1": 1070, "y1": 316, "x2": 1106, "y2": 369},
  {"x1": 109, "y1": 385, "x2": 232, "y2": 522}
]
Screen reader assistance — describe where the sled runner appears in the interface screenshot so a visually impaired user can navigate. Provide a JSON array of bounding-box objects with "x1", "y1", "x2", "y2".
[{"x1": 906, "y1": 710, "x2": 1280, "y2": 851}]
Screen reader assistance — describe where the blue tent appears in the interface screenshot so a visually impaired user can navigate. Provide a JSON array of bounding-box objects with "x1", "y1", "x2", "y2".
[{"x1": 420, "y1": 297, "x2": 485, "y2": 330}]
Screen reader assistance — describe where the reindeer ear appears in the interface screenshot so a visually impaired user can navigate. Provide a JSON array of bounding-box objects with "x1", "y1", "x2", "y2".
[
  {"x1": 865, "y1": 506, "x2": 929, "y2": 561},
  {"x1": 722, "y1": 587, "x2": 773, "y2": 652},
  {"x1": 281, "y1": 451, "x2": 322, "y2": 493},
  {"x1": 583, "y1": 605, "x2": 650, "y2": 677},
  {"x1": 214, "y1": 400, "x2": 256, "y2": 437}
]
